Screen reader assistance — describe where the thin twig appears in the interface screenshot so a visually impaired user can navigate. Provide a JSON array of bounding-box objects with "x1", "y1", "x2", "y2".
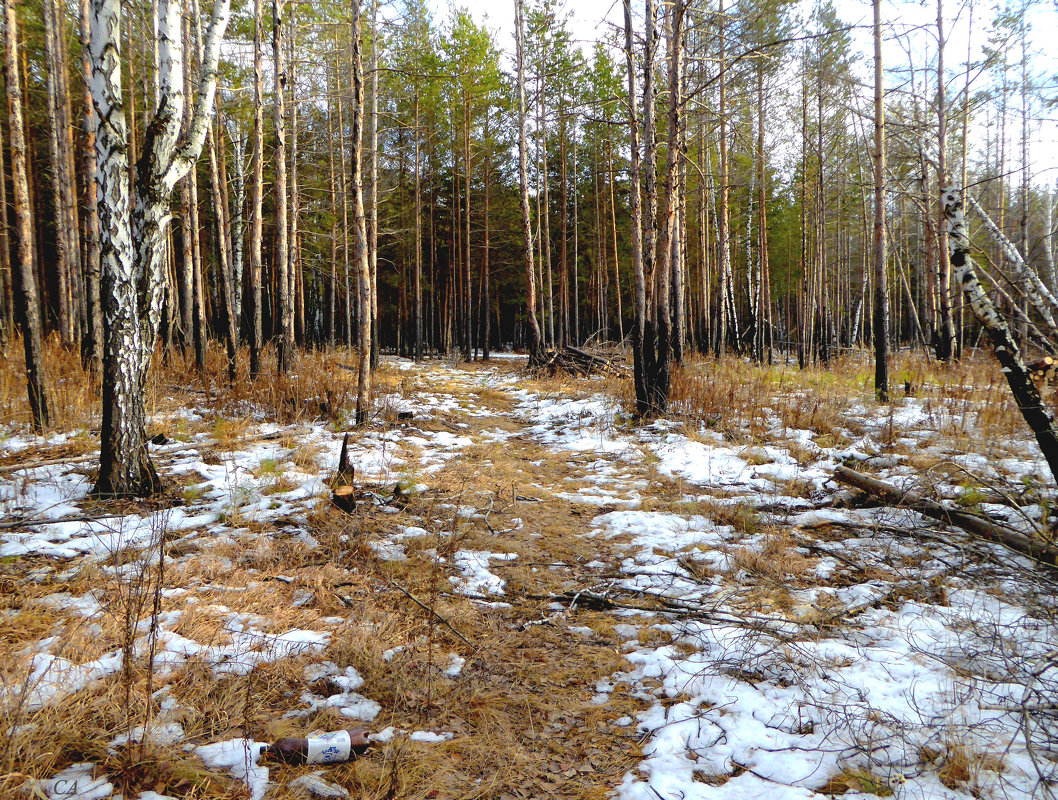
[{"x1": 388, "y1": 580, "x2": 472, "y2": 647}]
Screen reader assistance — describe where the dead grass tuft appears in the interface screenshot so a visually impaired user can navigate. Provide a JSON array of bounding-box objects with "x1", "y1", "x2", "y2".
[{"x1": 818, "y1": 766, "x2": 894, "y2": 796}]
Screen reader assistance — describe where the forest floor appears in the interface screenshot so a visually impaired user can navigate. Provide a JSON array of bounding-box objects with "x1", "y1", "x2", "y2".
[{"x1": 0, "y1": 346, "x2": 1057, "y2": 800}]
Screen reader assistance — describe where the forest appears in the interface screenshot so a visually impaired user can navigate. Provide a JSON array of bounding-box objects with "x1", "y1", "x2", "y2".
[{"x1": 1, "y1": 0, "x2": 1057, "y2": 798}]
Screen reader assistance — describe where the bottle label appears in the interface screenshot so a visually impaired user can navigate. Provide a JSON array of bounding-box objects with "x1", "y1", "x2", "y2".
[{"x1": 306, "y1": 730, "x2": 352, "y2": 764}]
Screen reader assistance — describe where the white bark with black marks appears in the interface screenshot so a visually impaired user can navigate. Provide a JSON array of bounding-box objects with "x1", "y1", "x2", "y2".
[
  {"x1": 273, "y1": 0, "x2": 292, "y2": 374},
  {"x1": 514, "y1": 0, "x2": 542, "y2": 362},
  {"x1": 944, "y1": 187, "x2": 1058, "y2": 483},
  {"x1": 92, "y1": 0, "x2": 230, "y2": 497},
  {"x1": 966, "y1": 194, "x2": 1058, "y2": 341}
]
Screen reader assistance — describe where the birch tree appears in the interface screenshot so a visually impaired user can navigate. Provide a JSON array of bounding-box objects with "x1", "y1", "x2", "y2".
[
  {"x1": 91, "y1": 0, "x2": 231, "y2": 497},
  {"x1": 273, "y1": 0, "x2": 292, "y2": 375},
  {"x1": 944, "y1": 187, "x2": 1058, "y2": 480},
  {"x1": 515, "y1": 0, "x2": 543, "y2": 364}
]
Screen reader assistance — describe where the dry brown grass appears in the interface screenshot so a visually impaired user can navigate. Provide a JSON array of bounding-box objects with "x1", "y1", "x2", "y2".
[
  {"x1": 730, "y1": 528, "x2": 816, "y2": 584},
  {"x1": 0, "y1": 342, "x2": 1043, "y2": 798},
  {"x1": 817, "y1": 766, "x2": 894, "y2": 796},
  {"x1": 661, "y1": 351, "x2": 1034, "y2": 470}
]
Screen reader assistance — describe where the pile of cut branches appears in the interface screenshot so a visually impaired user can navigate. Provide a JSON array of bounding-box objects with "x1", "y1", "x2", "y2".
[{"x1": 539, "y1": 345, "x2": 624, "y2": 377}]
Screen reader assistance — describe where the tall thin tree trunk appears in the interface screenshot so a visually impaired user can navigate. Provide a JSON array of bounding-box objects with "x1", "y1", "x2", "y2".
[
  {"x1": 608, "y1": 149, "x2": 624, "y2": 343},
  {"x1": 287, "y1": 6, "x2": 301, "y2": 345},
  {"x1": 623, "y1": 0, "x2": 648, "y2": 415},
  {"x1": 44, "y1": 0, "x2": 74, "y2": 345},
  {"x1": 463, "y1": 97, "x2": 472, "y2": 361},
  {"x1": 351, "y1": 0, "x2": 371, "y2": 424},
  {"x1": 873, "y1": 0, "x2": 889, "y2": 401},
  {"x1": 642, "y1": 0, "x2": 658, "y2": 383},
  {"x1": 4, "y1": 0, "x2": 50, "y2": 431},
  {"x1": 229, "y1": 125, "x2": 245, "y2": 328},
  {"x1": 248, "y1": 0, "x2": 265, "y2": 376},
  {"x1": 368, "y1": 0, "x2": 379, "y2": 367},
  {"x1": 207, "y1": 117, "x2": 236, "y2": 382},
  {"x1": 649, "y1": 0, "x2": 686, "y2": 414},
  {"x1": 413, "y1": 93, "x2": 422, "y2": 360},
  {"x1": 0, "y1": 80, "x2": 11, "y2": 345},
  {"x1": 559, "y1": 106, "x2": 568, "y2": 348},
  {"x1": 515, "y1": 0, "x2": 542, "y2": 362},
  {"x1": 935, "y1": 0, "x2": 955, "y2": 361},
  {"x1": 185, "y1": 12, "x2": 206, "y2": 371},
  {"x1": 79, "y1": 0, "x2": 102, "y2": 374},
  {"x1": 273, "y1": 0, "x2": 291, "y2": 374},
  {"x1": 716, "y1": 0, "x2": 736, "y2": 356},
  {"x1": 325, "y1": 78, "x2": 338, "y2": 347},
  {"x1": 482, "y1": 116, "x2": 491, "y2": 361}
]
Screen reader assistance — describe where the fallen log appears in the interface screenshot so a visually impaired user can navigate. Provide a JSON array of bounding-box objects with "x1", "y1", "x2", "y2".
[{"x1": 831, "y1": 465, "x2": 1058, "y2": 567}]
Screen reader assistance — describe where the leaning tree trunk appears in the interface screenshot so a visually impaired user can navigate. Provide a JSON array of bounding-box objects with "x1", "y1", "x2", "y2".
[
  {"x1": 4, "y1": 0, "x2": 50, "y2": 432},
  {"x1": 944, "y1": 187, "x2": 1058, "y2": 482},
  {"x1": 514, "y1": 0, "x2": 542, "y2": 364},
  {"x1": 92, "y1": 0, "x2": 230, "y2": 498},
  {"x1": 967, "y1": 194, "x2": 1058, "y2": 342}
]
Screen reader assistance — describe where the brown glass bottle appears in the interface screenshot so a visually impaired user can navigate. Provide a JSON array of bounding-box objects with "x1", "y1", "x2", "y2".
[{"x1": 264, "y1": 728, "x2": 370, "y2": 765}]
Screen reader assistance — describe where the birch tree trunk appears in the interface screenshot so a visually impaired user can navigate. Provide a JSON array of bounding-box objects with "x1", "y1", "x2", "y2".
[
  {"x1": 967, "y1": 194, "x2": 1058, "y2": 341},
  {"x1": 92, "y1": 0, "x2": 230, "y2": 497},
  {"x1": 716, "y1": 0, "x2": 737, "y2": 356},
  {"x1": 4, "y1": 0, "x2": 50, "y2": 432},
  {"x1": 368, "y1": 0, "x2": 379, "y2": 368},
  {"x1": 873, "y1": 0, "x2": 889, "y2": 401},
  {"x1": 1044, "y1": 183, "x2": 1056, "y2": 294},
  {"x1": 935, "y1": 0, "x2": 956, "y2": 361},
  {"x1": 515, "y1": 0, "x2": 542, "y2": 363},
  {"x1": 288, "y1": 7, "x2": 302, "y2": 346},
  {"x1": 350, "y1": 0, "x2": 372, "y2": 425},
  {"x1": 944, "y1": 187, "x2": 1058, "y2": 481}
]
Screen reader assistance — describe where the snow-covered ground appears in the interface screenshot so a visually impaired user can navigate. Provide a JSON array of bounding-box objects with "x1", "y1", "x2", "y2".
[{"x1": 2, "y1": 356, "x2": 1055, "y2": 799}]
